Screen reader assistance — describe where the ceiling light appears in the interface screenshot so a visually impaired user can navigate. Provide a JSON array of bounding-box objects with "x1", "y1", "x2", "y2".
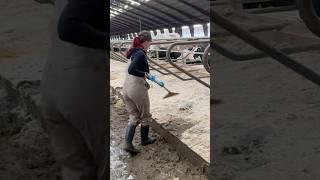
[
  {"x1": 127, "y1": 0, "x2": 140, "y2": 6},
  {"x1": 193, "y1": 24, "x2": 202, "y2": 28}
]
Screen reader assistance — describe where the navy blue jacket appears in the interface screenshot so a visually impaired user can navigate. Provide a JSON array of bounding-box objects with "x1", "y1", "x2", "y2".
[
  {"x1": 127, "y1": 48, "x2": 150, "y2": 77},
  {"x1": 314, "y1": 0, "x2": 320, "y2": 17},
  {"x1": 58, "y1": 0, "x2": 107, "y2": 49}
]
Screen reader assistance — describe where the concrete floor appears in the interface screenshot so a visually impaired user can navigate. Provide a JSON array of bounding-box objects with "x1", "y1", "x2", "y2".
[
  {"x1": 212, "y1": 9, "x2": 320, "y2": 180},
  {"x1": 110, "y1": 59, "x2": 210, "y2": 163}
]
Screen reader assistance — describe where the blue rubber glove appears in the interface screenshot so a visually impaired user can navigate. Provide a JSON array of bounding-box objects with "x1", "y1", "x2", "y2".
[
  {"x1": 146, "y1": 73, "x2": 156, "y2": 81},
  {"x1": 146, "y1": 73, "x2": 165, "y2": 87}
]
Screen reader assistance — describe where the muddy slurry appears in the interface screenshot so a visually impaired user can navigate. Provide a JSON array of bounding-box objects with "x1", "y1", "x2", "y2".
[
  {"x1": 0, "y1": 81, "x2": 60, "y2": 180},
  {"x1": 110, "y1": 89, "x2": 208, "y2": 180}
]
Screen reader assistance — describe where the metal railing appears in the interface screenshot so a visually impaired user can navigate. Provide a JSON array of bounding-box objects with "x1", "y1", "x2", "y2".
[
  {"x1": 111, "y1": 39, "x2": 211, "y2": 84},
  {"x1": 167, "y1": 40, "x2": 210, "y2": 88},
  {"x1": 211, "y1": 10, "x2": 320, "y2": 87},
  {"x1": 298, "y1": 0, "x2": 320, "y2": 38},
  {"x1": 212, "y1": 41, "x2": 320, "y2": 61}
]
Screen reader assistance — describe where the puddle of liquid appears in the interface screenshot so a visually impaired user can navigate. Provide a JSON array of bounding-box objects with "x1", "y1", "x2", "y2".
[{"x1": 110, "y1": 138, "x2": 134, "y2": 180}]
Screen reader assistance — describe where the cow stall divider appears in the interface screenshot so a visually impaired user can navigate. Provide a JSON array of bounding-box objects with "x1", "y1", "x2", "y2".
[
  {"x1": 212, "y1": 40, "x2": 320, "y2": 61},
  {"x1": 111, "y1": 40, "x2": 181, "y2": 77},
  {"x1": 209, "y1": 7, "x2": 320, "y2": 88},
  {"x1": 209, "y1": 2, "x2": 320, "y2": 63},
  {"x1": 298, "y1": 0, "x2": 320, "y2": 39},
  {"x1": 245, "y1": 5, "x2": 297, "y2": 14},
  {"x1": 166, "y1": 40, "x2": 210, "y2": 88},
  {"x1": 203, "y1": 45, "x2": 213, "y2": 73},
  {"x1": 222, "y1": 0, "x2": 297, "y2": 12},
  {"x1": 110, "y1": 39, "x2": 211, "y2": 86},
  {"x1": 213, "y1": 21, "x2": 289, "y2": 37}
]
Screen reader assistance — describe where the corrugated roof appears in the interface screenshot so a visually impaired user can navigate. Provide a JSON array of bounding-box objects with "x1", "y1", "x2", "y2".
[{"x1": 110, "y1": 0, "x2": 210, "y2": 36}]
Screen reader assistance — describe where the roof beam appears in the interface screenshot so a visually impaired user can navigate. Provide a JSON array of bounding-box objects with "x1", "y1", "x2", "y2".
[
  {"x1": 111, "y1": 13, "x2": 154, "y2": 29},
  {"x1": 111, "y1": 19, "x2": 133, "y2": 29},
  {"x1": 111, "y1": 17, "x2": 137, "y2": 27},
  {"x1": 114, "y1": 16, "x2": 157, "y2": 29},
  {"x1": 116, "y1": 0, "x2": 177, "y2": 26},
  {"x1": 176, "y1": 0, "x2": 210, "y2": 17},
  {"x1": 111, "y1": 3, "x2": 164, "y2": 26},
  {"x1": 135, "y1": 0, "x2": 191, "y2": 25},
  {"x1": 110, "y1": 19, "x2": 145, "y2": 34},
  {"x1": 151, "y1": 0, "x2": 203, "y2": 22},
  {"x1": 110, "y1": 0, "x2": 211, "y2": 35}
]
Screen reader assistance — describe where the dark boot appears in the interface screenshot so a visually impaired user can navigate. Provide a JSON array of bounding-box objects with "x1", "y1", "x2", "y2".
[
  {"x1": 124, "y1": 122, "x2": 139, "y2": 155},
  {"x1": 141, "y1": 125, "x2": 156, "y2": 146}
]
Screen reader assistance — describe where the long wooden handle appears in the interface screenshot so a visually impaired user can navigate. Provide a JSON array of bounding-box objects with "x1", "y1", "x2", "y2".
[{"x1": 162, "y1": 86, "x2": 171, "y2": 93}]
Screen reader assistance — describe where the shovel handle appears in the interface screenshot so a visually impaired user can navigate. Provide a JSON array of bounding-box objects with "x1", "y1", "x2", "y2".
[
  {"x1": 154, "y1": 79, "x2": 164, "y2": 87},
  {"x1": 162, "y1": 86, "x2": 170, "y2": 92}
]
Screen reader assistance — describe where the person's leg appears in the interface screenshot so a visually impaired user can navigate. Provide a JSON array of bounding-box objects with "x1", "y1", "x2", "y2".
[
  {"x1": 123, "y1": 93, "x2": 141, "y2": 126},
  {"x1": 122, "y1": 93, "x2": 140, "y2": 154},
  {"x1": 73, "y1": 103, "x2": 108, "y2": 180},
  {"x1": 134, "y1": 90, "x2": 156, "y2": 146},
  {"x1": 70, "y1": 106, "x2": 108, "y2": 180},
  {"x1": 41, "y1": 104, "x2": 97, "y2": 180},
  {"x1": 123, "y1": 76, "x2": 155, "y2": 149},
  {"x1": 48, "y1": 65, "x2": 108, "y2": 180}
]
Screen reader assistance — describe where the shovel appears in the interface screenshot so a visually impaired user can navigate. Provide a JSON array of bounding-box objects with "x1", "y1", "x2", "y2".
[
  {"x1": 153, "y1": 79, "x2": 179, "y2": 99},
  {"x1": 162, "y1": 86, "x2": 179, "y2": 99}
]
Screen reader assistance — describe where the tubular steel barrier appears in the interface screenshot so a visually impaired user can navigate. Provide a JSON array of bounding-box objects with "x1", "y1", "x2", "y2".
[
  {"x1": 298, "y1": 0, "x2": 320, "y2": 39},
  {"x1": 167, "y1": 40, "x2": 210, "y2": 88},
  {"x1": 211, "y1": 10, "x2": 320, "y2": 87}
]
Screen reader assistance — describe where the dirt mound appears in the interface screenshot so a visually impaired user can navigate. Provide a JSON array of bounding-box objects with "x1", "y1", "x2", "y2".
[{"x1": 0, "y1": 80, "x2": 59, "y2": 180}]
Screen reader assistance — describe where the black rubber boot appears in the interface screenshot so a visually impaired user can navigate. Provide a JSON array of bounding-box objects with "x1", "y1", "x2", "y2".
[
  {"x1": 124, "y1": 122, "x2": 139, "y2": 155},
  {"x1": 141, "y1": 125, "x2": 156, "y2": 146}
]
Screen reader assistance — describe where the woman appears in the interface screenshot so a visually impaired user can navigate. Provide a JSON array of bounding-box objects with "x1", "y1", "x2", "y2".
[
  {"x1": 40, "y1": 0, "x2": 107, "y2": 179},
  {"x1": 122, "y1": 31, "x2": 164, "y2": 155}
]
